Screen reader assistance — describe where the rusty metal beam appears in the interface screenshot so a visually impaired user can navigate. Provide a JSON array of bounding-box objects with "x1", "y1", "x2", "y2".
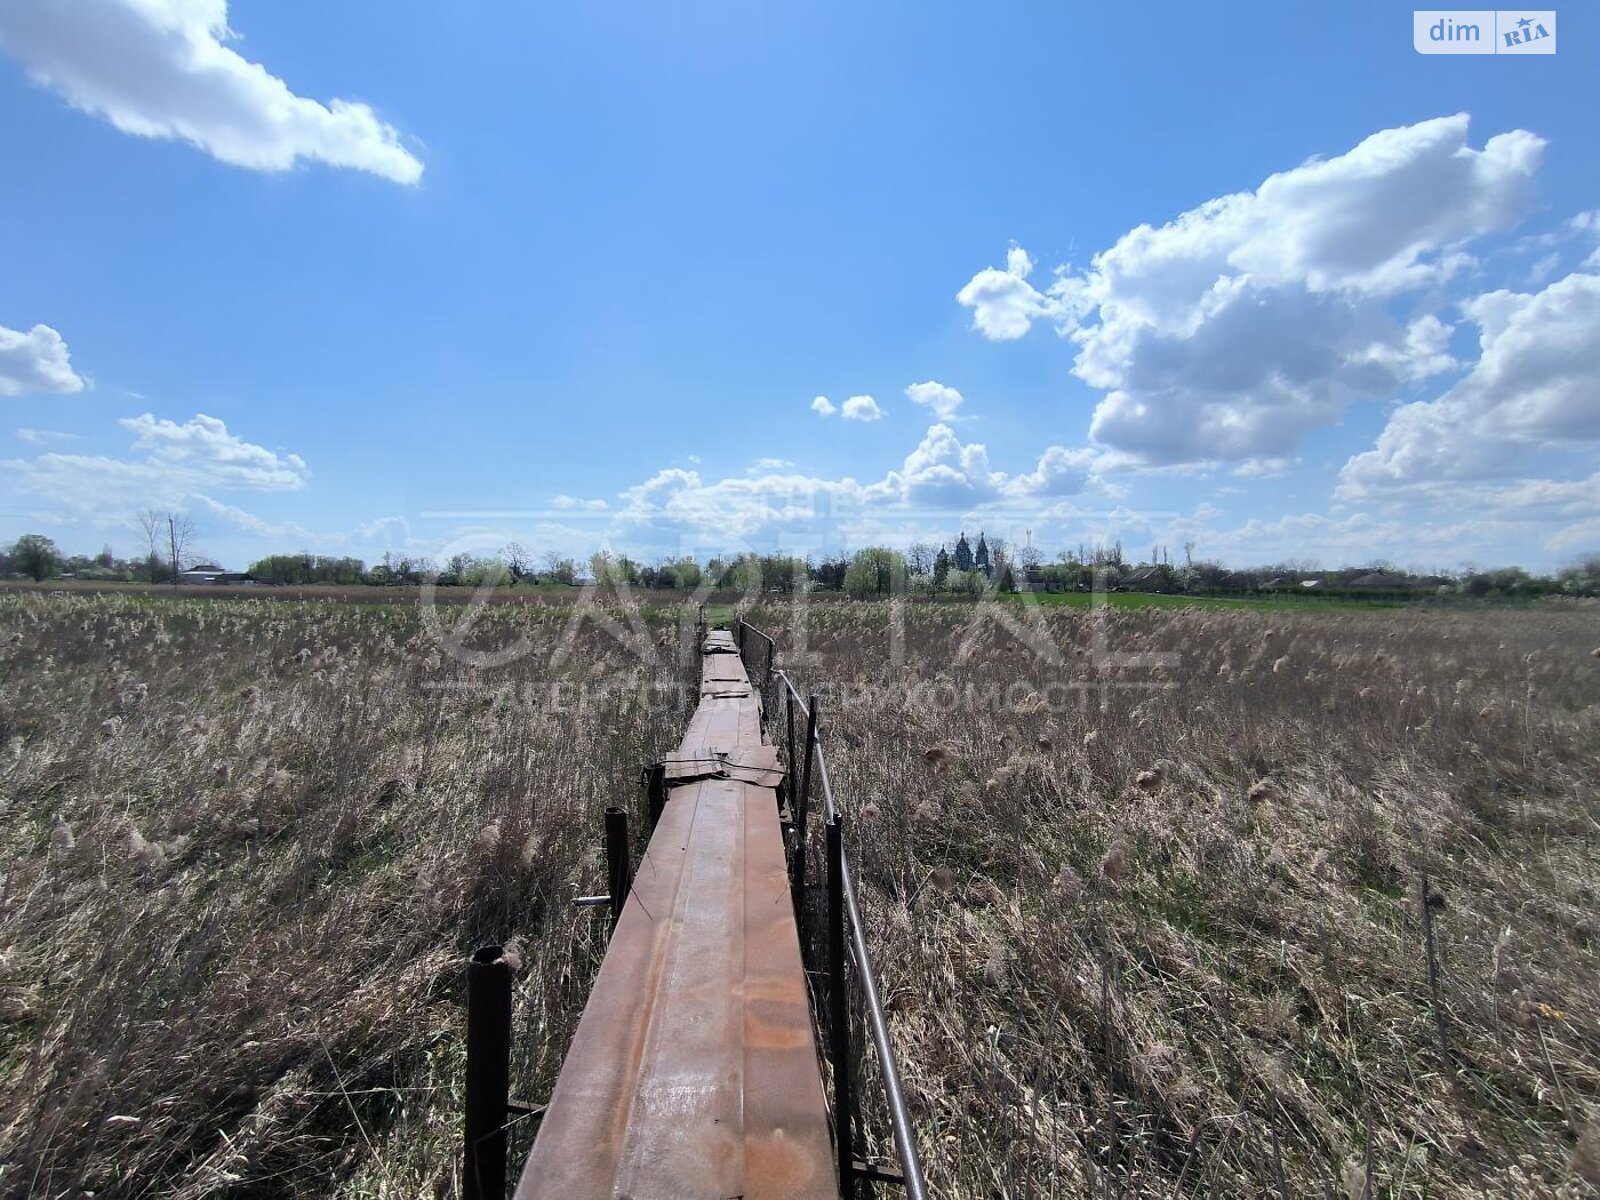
[{"x1": 514, "y1": 629, "x2": 835, "y2": 1200}]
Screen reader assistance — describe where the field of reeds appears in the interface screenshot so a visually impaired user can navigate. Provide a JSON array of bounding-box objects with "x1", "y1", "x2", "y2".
[
  {"x1": 1, "y1": 588, "x2": 1597, "y2": 1197},
  {"x1": 746, "y1": 596, "x2": 1600, "y2": 1197},
  {"x1": 0, "y1": 590, "x2": 691, "y2": 1199}
]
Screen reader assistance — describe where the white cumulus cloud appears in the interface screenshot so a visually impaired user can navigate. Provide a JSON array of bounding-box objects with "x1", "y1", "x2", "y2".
[
  {"x1": 892, "y1": 423, "x2": 994, "y2": 506},
  {"x1": 886, "y1": 424, "x2": 1095, "y2": 506},
  {"x1": 841, "y1": 395, "x2": 884, "y2": 422},
  {"x1": 960, "y1": 115, "x2": 1546, "y2": 469},
  {"x1": 0, "y1": 323, "x2": 87, "y2": 396},
  {"x1": 904, "y1": 380, "x2": 965, "y2": 421},
  {"x1": 1004, "y1": 444, "x2": 1100, "y2": 498},
  {"x1": 16, "y1": 427, "x2": 78, "y2": 444},
  {"x1": 3, "y1": 411, "x2": 310, "y2": 516},
  {"x1": 955, "y1": 245, "x2": 1062, "y2": 341},
  {"x1": 191, "y1": 493, "x2": 322, "y2": 542},
  {"x1": 552, "y1": 494, "x2": 609, "y2": 511},
  {"x1": 1339, "y1": 271, "x2": 1600, "y2": 497},
  {"x1": 810, "y1": 395, "x2": 837, "y2": 417},
  {"x1": 605, "y1": 423, "x2": 1098, "y2": 550},
  {"x1": 121, "y1": 412, "x2": 309, "y2": 487},
  {"x1": 0, "y1": 0, "x2": 422, "y2": 183}
]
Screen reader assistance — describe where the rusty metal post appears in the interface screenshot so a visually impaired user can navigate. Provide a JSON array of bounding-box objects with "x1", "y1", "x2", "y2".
[
  {"x1": 827, "y1": 816, "x2": 854, "y2": 1196},
  {"x1": 791, "y1": 694, "x2": 819, "y2": 898},
  {"x1": 605, "y1": 806, "x2": 632, "y2": 932},
  {"x1": 1420, "y1": 873, "x2": 1451, "y2": 1061},
  {"x1": 645, "y1": 762, "x2": 667, "y2": 833},
  {"x1": 464, "y1": 945, "x2": 513, "y2": 1200},
  {"x1": 784, "y1": 686, "x2": 795, "y2": 810}
]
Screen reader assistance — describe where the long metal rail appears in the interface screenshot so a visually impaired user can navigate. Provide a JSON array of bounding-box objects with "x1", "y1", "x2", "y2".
[{"x1": 736, "y1": 618, "x2": 929, "y2": 1200}]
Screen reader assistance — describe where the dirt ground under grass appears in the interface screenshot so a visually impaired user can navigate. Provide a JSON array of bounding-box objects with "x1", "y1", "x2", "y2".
[{"x1": 1, "y1": 590, "x2": 1597, "y2": 1197}]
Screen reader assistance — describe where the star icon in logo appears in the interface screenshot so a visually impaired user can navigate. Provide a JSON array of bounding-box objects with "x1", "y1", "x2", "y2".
[{"x1": 1517, "y1": 15, "x2": 1533, "y2": 29}]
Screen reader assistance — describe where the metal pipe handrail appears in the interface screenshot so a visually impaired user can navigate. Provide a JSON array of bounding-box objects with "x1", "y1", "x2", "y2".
[{"x1": 748, "y1": 640, "x2": 927, "y2": 1200}]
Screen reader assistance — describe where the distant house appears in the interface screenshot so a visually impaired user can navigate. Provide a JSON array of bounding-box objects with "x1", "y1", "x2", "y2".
[
  {"x1": 1348, "y1": 571, "x2": 1414, "y2": 590},
  {"x1": 176, "y1": 566, "x2": 253, "y2": 585},
  {"x1": 1121, "y1": 565, "x2": 1169, "y2": 592},
  {"x1": 1215, "y1": 571, "x2": 1251, "y2": 593}
]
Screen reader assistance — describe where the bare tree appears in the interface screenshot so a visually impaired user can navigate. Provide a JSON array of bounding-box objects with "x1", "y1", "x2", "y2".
[
  {"x1": 906, "y1": 542, "x2": 936, "y2": 577},
  {"x1": 1017, "y1": 532, "x2": 1042, "y2": 571},
  {"x1": 165, "y1": 513, "x2": 196, "y2": 585},
  {"x1": 137, "y1": 509, "x2": 164, "y2": 582},
  {"x1": 502, "y1": 541, "x2": 533, "y2": 583},
  {"x1": 540, "y1": 550, "x2": 578, "y2": 585}
]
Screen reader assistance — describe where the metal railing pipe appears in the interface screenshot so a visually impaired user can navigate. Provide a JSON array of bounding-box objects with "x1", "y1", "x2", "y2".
[
  {"x1": 840, "y1": 842, "x2": 926, "y2": 1200},
  {"x1": 793, "y1": 694, "x2": 819, "y2": 896},
  {"x1": 827, "y1": 816, "x2": 855, "y2": 1194},
  {"x1": 770, "y1": 668, "x2": 927, "y2": 1199}
]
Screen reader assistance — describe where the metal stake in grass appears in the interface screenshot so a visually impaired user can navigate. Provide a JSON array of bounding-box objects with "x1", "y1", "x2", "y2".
[
  {"x1": 1419, "y1": 873, "x2": 1452, "y2": 1063},
  {"x1": 1271, "y1": 1126, "x2": 1290, "y2": 1200},
  {"x1": 1363, "y1": 1101, "x2": 1374, "y2": 1200},
  {"x1": 1098, "y1": 937, "x2": 1118, "y2": 1180},
  {"x1": 464, "y1": 946, "x2": 513, "y2": 1200}
]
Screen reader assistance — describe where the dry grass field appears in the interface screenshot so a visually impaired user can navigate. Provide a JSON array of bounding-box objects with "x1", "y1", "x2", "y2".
[
  {"x1": 0, "y1": 590, "x2": 690, "y2": 1199},
  {"x1": 749, "y1": 597, "x2": 1600, "y2": 1198},
  {"x1": 1, "y1": 589, "x2": 1597, "y2": 1197}
]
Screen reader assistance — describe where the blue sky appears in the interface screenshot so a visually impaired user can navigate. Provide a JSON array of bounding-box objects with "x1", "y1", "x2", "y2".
[{"x1": 0, "y1": 1, "x2": 1596, "y2": 572}]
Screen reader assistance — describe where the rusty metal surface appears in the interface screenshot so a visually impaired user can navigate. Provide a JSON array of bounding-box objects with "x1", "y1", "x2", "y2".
[{"x1": 514, "y1": 630, "x2": 836, "y2": 1200}]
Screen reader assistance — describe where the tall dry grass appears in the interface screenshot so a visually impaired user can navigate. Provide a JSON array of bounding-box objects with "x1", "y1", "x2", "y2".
[
  {"x1": 0, "y1": 591, "x2": 689, "y2": 1199},
  {"x1": 749, "y1": 597, "x2": 1600, "y2": 1197},
  {"x1": 4, "y1": 589, "x2": 1597, "y2": 1198}
]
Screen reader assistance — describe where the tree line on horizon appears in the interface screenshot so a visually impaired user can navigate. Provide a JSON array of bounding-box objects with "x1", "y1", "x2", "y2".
[{"x1": 5, "y1": 526, "x2": 1600, "y2": 601}]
